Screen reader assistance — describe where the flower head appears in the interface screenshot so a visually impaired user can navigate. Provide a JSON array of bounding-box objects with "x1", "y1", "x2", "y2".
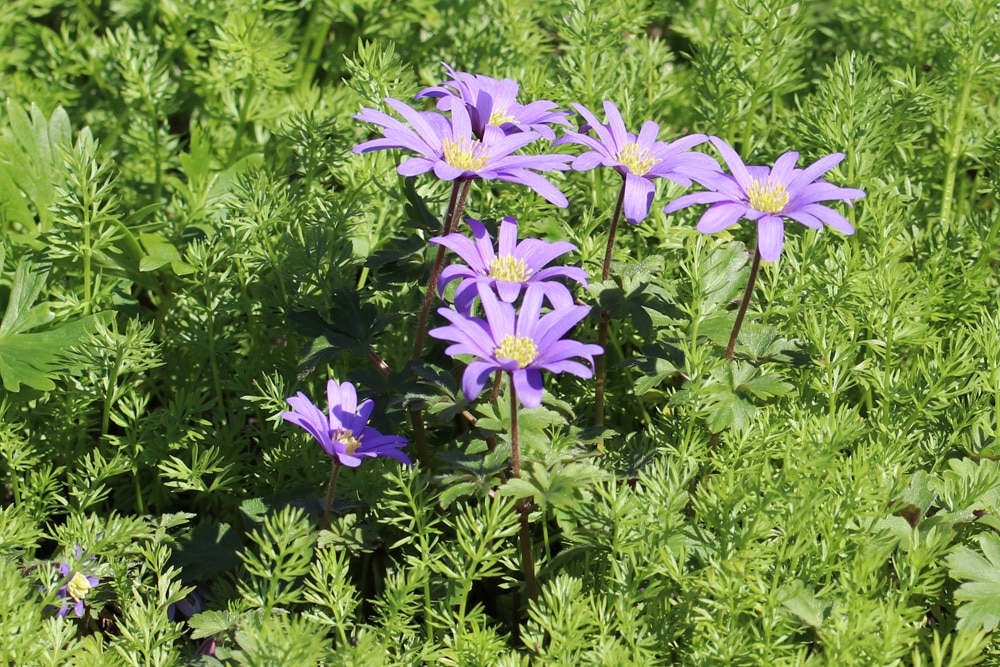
[
  {"x1": 663, "y1": 137, "x2": 866, "y2": 261},
  {"x1": 553, "y1": 101, "x2": 722, "y2": 224},
  {"x1": 47, "y1": 550, "x2": 100, "y2": 618},
  {"x1": 429, "y1": 287, "x2": 603, "y2": 409},
  {"x1": 281, "y1": 380, "x2": 411, "y2": 468},
  {"x1": 353, "y1": 98, "x2": 572, "y2": 207},
  {"x1": 168, "y1": 587, "x2": 205, "y2": 622},
  {"x1": 431, "y1": 216, "x2": 588, "y2": 315},
  {"x1": 416, "y1": 63, "x2": 571, "y2": 140}
]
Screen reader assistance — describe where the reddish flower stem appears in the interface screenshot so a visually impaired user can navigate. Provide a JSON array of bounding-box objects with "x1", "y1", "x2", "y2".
[
  {"x1": 510, "y1": 378, "x2": 538, "y2": 603},
  {"x1": 322, "y1": 460, "x2": 341, "y2": 530},
  {"x1": 594, "y1": 181, "x2": 627, "y2": 435},
  {"x1": 411, "y1": 180, "x2": 472, "y2": 361},
  {"x1": 725, "y1": 242, "x2": 762, "y2": 361},
  {"x1": 408, "y1": 179, "x2": 472, "y2": 470}
]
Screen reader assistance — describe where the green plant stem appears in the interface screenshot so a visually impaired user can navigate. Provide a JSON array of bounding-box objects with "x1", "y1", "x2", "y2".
[
  {"x1": 594, "y1": 181, "x2": 627, "y2": 435},
  {"x1": 510, "y1": 379, "x2": 539, "y2": 603},
  {"x1": 726, "y1": 242, "x2": 762, "y2": 361},
  {"x1": 322, "y1": 460, "x2": 341, "y2": 530},
  {"x1": 940, "y1": 56, "x2": 976, "y2": 228}
]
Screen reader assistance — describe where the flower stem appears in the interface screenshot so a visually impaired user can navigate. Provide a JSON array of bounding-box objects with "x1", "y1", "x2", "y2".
[
  {"x1": 509, "y1": 379, "x2": 539, "y2": 603},
  {"x1": 322, "y1": 460, "x2": 341, "y2": 530},
  {"x1": 726, "y1": 242, "x2": 762, "y2": 361},
  {"x1": 411, "y1": 180, "x2": 471, "y2": 361},
  {"x1": 594, "y1": 181, "x2": 627, "y2": 435}
]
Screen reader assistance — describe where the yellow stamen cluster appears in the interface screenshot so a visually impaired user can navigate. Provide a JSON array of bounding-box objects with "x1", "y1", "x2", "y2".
[
  {"x1": 66, "y1": 572, "x2": 93, "y2": 601},
  {"x1": 615, "y1": 142, "x2": 660, "y2": 176},
  {"x1": 334, "y1": 429, "x2": 362, "y2": 455},
  {"x1": 494, "y1": 335, "x2": 538, "y2": 369},
  {"x1": 488, "y1": 108, "x2": 515, "y2": 126},
  {"x1": 442, "y1": 137, "x2": 490, "y2": 172},
  {"x1": 489, "y1": 255, "x2": 532, "y2": 282},
  {"x1": 747, "y1": 178, "x2": 789, "y2": 214}
]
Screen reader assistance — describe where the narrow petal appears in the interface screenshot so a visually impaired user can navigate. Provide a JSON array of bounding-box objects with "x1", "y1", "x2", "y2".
[
  {"x1": 795, "y1": 203, "x2": 856, "y2": 234},
  {"x1": 603, "y1": 100, "x2": 629, "y2": 152},
  {"x1": 512, "y1": 369, "x2": 545, "y2": 408},
  {"x1": 788, "y1": 153, "x2": 845, "y2": 192},
  {"x1": 463, "y1": 360, "x2": 499, "y2": 402},
  {"x1": 636, "y1": 120, "x2": 661, "y2": 149},
  {"x1": 696, "y1": 202, "x2": 748, "y2": 233},
  {"x1": 497, "y1": 168, "x2": 569, "y2": 207},
  {"x1": 622, "y1": 174, "x2": 656, "y2": 224},
  {"x1": 757, "y1": 216, "x2": 785, "y2": 262},
  {"x1": 497, "y1": 217, "x2": 518, "y2": 257},
  {"x1": 515, "y1": 286, "x2": 545, "y2": 338},
  {"x1": 663, "y1": 190, "x2": 733, "y2": 214},
  {"x1": 479, "y1": 289, "x2": 516, "y2": 340},
  {"x1": 469, "y1": 218, "x2": 497, "y2": 267},
  {"x1": 437, "y1": 264, "x2": 478, "y2": 297},
  {"x1": 514, "y1": 238, "x2": 577, "y2": 271},
  {"x1": 710, "y1": 136, "x2": 754, "y2": 190},
  {"x1": 769, "y1": 151, "x2": 800, "y2": 185},
  {"x1": 432, "y1": 235, "x2": 486, "y2": 273}
]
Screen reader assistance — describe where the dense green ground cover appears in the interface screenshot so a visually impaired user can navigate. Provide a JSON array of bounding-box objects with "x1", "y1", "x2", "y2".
[{"x1": 2, "y1": 0, "x2": 1000, "y2": 664}]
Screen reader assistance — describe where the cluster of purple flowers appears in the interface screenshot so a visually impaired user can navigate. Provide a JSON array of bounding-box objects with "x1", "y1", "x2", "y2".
[{"x1": 280, "y1": 62, "x2": 865, "y2": 472}]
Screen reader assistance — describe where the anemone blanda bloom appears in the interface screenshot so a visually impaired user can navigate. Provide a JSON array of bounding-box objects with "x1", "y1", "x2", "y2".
[
  {"x1": 416, "y1": 63, "x2": 571, "y2": 141},
  {"x1": 281, "y1": 380, "x2": 411, "y2": 468},
  {"x1": 663, "y1": 137, "x2": 866, "y2": 262},
  {"x1": 48, "y1": 552, "x2": 100, "y2": 618},
  {"x1": 353, "y1": 98, "x2": 572, "y2": 207},
  {"x1": 553, "y1": 100, "x2": 722, "y2": 224},
  {"x1": 431, "y1": 216, "x2": 588, "y2": 315},
  {"x1": 429, "y1": 286, "x2": 602, "y2": 409}
]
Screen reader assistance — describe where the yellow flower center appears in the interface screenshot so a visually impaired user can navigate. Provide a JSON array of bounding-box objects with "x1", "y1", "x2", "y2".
[
  {"x1": 615, "y1": 141, "x2": 660, "y2": 176},
  {"x1": 66, "y1": 572, "x2": 93, "y2": 601},
  {"x1": 746, "y1": 178, "x2": 789, "y2": 214},
  {"x1": 334, "y1": 429, "x2": 362, "y2": 455},
  {"x1": 489, "y1": 255, "x2": 531, "y2": 282},
  {"x1": 488, "y1": 108, "x2": 515, "y2": 126},
  {"x1": 494, "y1": 335, "x2": 538, "y2": 368},
  {"x1": 442, "y1": 137, "x2": 490, "y2": 172}
]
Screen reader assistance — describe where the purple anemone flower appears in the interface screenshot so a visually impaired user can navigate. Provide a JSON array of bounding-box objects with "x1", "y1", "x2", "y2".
[
  {"x1": 428, "y1": 286, "x2": 603, "y2": 409},
  {"x1": 281, "y1": 380, "x2": 411, "y2": 468},
  {"x1": 48, "y1": 551, "x2": 100, "y2": 618},
  {"x1": 416, "y1": 63, "x2": 571, "y2": 141},
  {"x1": 353, "y1": 98, "x2": 572, "y2": 207},
  {"x1": 663, "y1": 137, "x2": 866, "y2": 262},
  {"x1": 553, "y1": 100, "x2": 722, "y2": 224},
  {"x1": 431, "y1": 216, "x2": 588, "y2": 315}
]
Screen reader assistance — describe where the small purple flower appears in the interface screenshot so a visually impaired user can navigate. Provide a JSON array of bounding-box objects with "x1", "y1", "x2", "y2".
[
  {"x1": 663, "y1": 137, "x2": 866, "y2": 261},
  {"x1": 553, "y1": 100, "x2": 722, "y2": 224},
  {"x1": 48, "y1": 551, "x2": 100, "y2": 618},
  {"x1": 353, "y1": 98, "x2": 573, "y2": 207},
  {"x1": 428, "y1": 286, "x2": 603, "y2": 409},
  {"x1": 431, "y1": 216, "x2": 588, "y2": 315},
  {"x1": 168, "y1": 587, "x2": 205, "y2": 622},
  {"x1": 416, "y1": 63, "x2": 571, "y2": 140},
  {"x1": 281, "y1": 380, "x2": 411, "y2": 468}
]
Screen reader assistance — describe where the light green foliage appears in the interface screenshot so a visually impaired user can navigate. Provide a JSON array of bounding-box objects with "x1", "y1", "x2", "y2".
[{"x1": 1, "y1": 0, "x2": 1000, "y2": 663}]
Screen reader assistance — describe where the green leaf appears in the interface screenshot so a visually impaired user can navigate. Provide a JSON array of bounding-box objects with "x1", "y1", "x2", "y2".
[
  {"x1": 780, "y1": 580, "x2": 825, "y2": 628},
  {"x1": 139, "y1": 232, "x2": 197, "y2": 276},
  {"x1": 0, "y1": 100, "x2": 72, "y2": 232},
  {"x1": 172, "y1": 522, "x2": 243, "y2": 581},
  {"x1": 0, "y1": 259, "x2": 109, "y2": 393},
  {"x1": 948, "y1": 533, "x2": 1000, "y2": 631},
  {"x1": 189, "y1": 610, "x2": 242, "y2": 640}
]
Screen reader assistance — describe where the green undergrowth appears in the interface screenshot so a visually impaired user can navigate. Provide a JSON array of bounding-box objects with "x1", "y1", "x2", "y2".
[{"x1": 2, "y1": 0, "x2": 1000, "y2": 664}]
